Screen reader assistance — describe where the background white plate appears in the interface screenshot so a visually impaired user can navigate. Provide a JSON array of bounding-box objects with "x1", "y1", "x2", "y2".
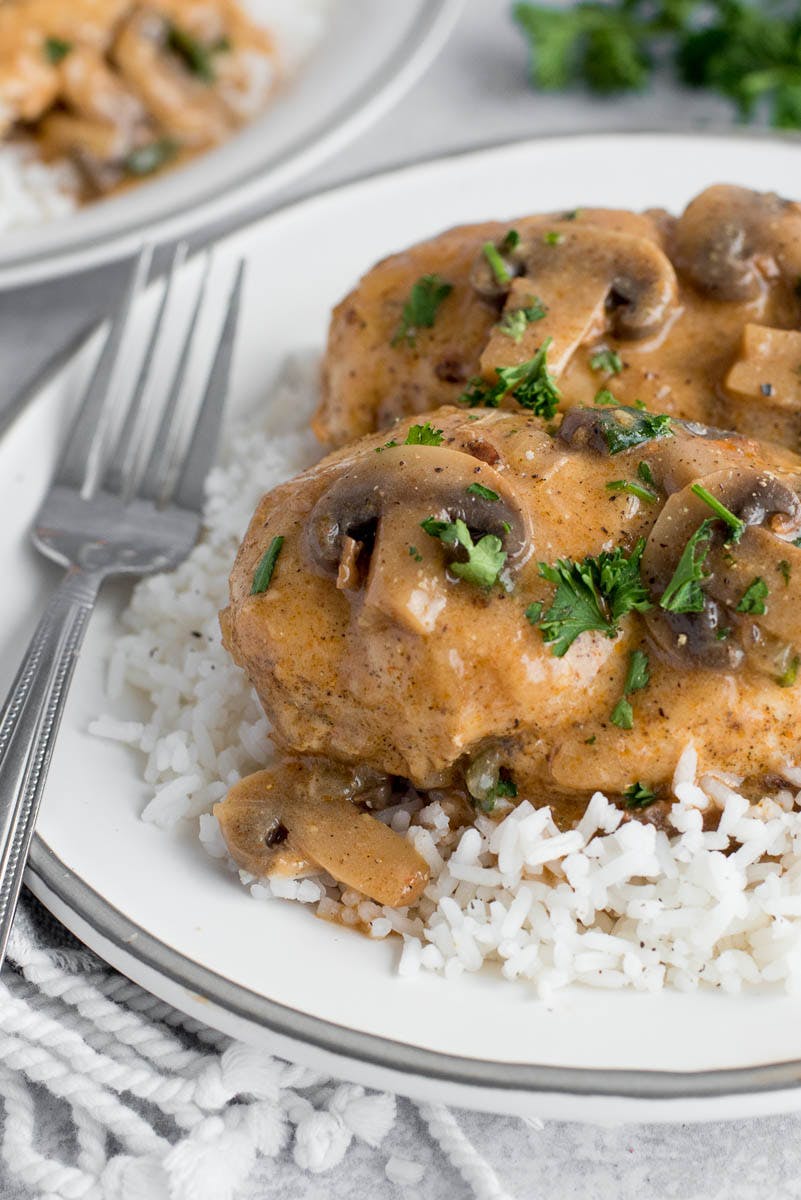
[
  {"x1": 0, "y1": 0, "x2": 463, "y2": 288},
  {"x1": 7, "y1": 132, "x2": 801, "y2": 1124}
]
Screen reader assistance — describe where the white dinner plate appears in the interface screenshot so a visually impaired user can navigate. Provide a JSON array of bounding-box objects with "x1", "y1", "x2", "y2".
[
  {"x1": 8, "y1": 131, "x2": 801, "y2": 1124},
  {"x1": 0, "y1": 0, "x2": 463, "y2": 288}
]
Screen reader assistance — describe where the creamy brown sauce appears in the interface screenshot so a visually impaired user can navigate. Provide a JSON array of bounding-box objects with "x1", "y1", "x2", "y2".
[
  {"x1": 0, "y1": 0, "x2": 276, "y2": 200},
  {"x1": 216, "y1": 184, "x2": 801, "y2": 904}
]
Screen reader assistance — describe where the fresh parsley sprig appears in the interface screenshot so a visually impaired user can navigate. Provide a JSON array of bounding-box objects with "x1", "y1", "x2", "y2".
[
  {"x1": 421, "y1": 517, "x2": 507, "y2": 589},
  {"x1": 391, "y1": 275, "x2": 453, "y2": 348},
  {"x1": 461, "y1": 337, "x2": 561, "y2": 417},
  {"x1": 497, "y1": 298, "x2": 548, "y2": 342},
  {"x1": 659, "y1": 519, "x2": 714, "y2": 613}
]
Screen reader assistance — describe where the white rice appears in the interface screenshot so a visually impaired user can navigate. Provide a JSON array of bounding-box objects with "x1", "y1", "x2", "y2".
[
  {"x1": 91, "y1": 354, "x2": 801, "y2": 999},
  {"x1": 0, "y1": 0, "x2": 332, "y2": 232}
]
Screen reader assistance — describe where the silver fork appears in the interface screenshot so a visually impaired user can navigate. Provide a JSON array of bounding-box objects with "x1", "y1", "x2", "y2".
[{"x1": 0, "y1": 243, "x2": 244, "y2": 968}]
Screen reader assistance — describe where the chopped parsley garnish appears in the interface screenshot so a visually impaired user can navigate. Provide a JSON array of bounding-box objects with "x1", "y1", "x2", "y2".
[
  {"x1": 716, "y1": 626, "x2": 732, "y2": 641},
  {"x1": 594, "y1": 388, "x2": 618, "y2": 406},
  {"x1": 778, "y1": 559, "x2": 791, "y2": 586},
  {"x1": 610, "y1": 648, "x2": 650, "y2": 730},
  {"x1": 736, "y1": 576, "x2": 768, "y2": 615},
  {"x1": 779, "y1": 655, "x2": 800, "y2": 688},
  {"x1": 475, "y1": 771, "x2": 518, "y2": 814},
  {"x1": 534, "y1": 539, "x2": 651, "y2": 657},
  {"x1": 460, "y1": 337, "x2": 560, "y2": 417},
  {"x1": 167, "y1": 24, "x2": 217, "y2": 81},
  {"x1": 251, "y1": 536, "x2": 284, "y2": 594},
  {"x1": 689, "y1": 483, "x2": 745, "y2": 543},
  {"x1": 421, "y1": 517, "x2": 506, "y2": 589},
  {"x1": 623, "y1": 782, "x2": 658, "y2": 810},
  {"x1": 404, "y1": 421, "x2": 444, "y2": 446},
  {"x1": 544, "y1": 230, "x2": 564, "y2": 245},
  {"x1": 500, "y1": 229, "x2": 520, "y2": 253},
  {"x1": 601, "y1": 408, "x2": 673, "y2": 454},
  {"x1": 590, "y1": 347, "x2": 623, "y2": 375},
  {"x1": 497, "y1": 298, "x2": 547, "y2": 342},
  {"x1": 605, "y1": 479, "x2": 658, "y2": 504},
  {"x1": 44, "y1": 36, "x2": 72, "y2": 64},
  {"x1": 483, "y1": 241, "x2": 513, "y2": 285},
  {"x1": 637, "y1": 460, "x2": 655, "y2": 486},
  {"x1": 124, "y1": 138, "x2": 178, "y2": 177},
  {"x1": 391, "y1": 274, "x2": 453, "y2": 348},
  {"x1": 466, "y1": 482, "x2": 500, "y2": 501},
  {"x1": 659, "y1": 519, "x2": 714, "y2": 614},
  {"x1": 409, "y1": 546, "x2": 423, "y2": 563}
]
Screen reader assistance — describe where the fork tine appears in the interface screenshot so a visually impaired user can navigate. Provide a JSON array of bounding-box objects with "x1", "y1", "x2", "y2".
[
  {"x1": 169, "y1": 260, "x2": 245, "y2": 513},
  {"x1": 56, "y1": 244, "x2": 153, "y2": 494},
  {"x1": 137, "y1": 251, "x2": 213, "y2": 504},
  {"x1": 103, "y1": 241, "x2": 188, "y2": 498}
]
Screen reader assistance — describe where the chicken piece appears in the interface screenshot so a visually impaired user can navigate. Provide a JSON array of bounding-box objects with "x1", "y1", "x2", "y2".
[
  {"x1": 315, "y1": 186, "x2": 801, "y2": 450},
  {"x1": 222, "y1": 405, "x2": 801, "y2": 822}
]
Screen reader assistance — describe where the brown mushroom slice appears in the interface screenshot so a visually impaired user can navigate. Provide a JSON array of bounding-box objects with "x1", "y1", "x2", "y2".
[
  {"x1": 305, "y1": 442, "x2": 532, "y2": 631},
  {"x1": 642, "y1": 468, "x2": 801, "y2": 667},
  {"x1": 113, "y1": 11, "x2": 231, "y2": 148},
  {"x1": 673, "y1": 184, "x2": 801, "y2": 301},
  {"x1": 214, "y1": 768, "x2": 430, "y2": 907},
  {"x1": 480, "y1": 224, "x2": 678, "y2": 381}
]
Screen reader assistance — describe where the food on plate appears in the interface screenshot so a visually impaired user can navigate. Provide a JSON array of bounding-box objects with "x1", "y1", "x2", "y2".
[
  {"x1": 100, "y1": 182, "x2": 801, "y2": 996},
  {"x1": 0, "y1": 0, "x2": 321, "y2": 218},
  {"x1": 316, "y1": 185, "x2": 801, "y2": 450}
]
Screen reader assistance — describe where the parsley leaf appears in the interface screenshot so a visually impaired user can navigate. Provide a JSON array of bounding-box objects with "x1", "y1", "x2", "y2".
[
  {"x1": 167, "y1": 24, "x2": 217, "y2": 81},
  {"x1": 466, "y1": 482, "x2": 500, "y2": 501},
  {"x1": 421, "y1": 517, "x2": 506, "y2": 589},
  {"x1": 497, "y1": 298, "x2": 547, "y2": 342},
  {"x1": 251, "y1": 536, "x2": 284, "y2": 594},
  {"x1": 391, "y1": 274, "x2": 453, "y2": 348},
  {"x1": 737, "y1": 576, "x2": 769, "y2": 614},
  {"x1": 779, "y1": 654, "x2": 800, "y2": 688},
  {"x1": 590, "y1": 347, "x2": 623, "y2": 374},
  {"x1": 611, "y1": 698, "x2": 634, "y2": 730},
  {"x1": 594, "y1": 388, "x2": 618, "y2": 406},
  {"x1": 611, "y1": 647, "x2": 651, "y2": 728},
  {"x1": 544, "y1": 230, "x2": 564, "y2": 245},
  {"x1": 605, "y1": 479, "x2": 658, "y2": 503},
  {"x1": 623, "y1": 782, "x2": 658, "y2": 810},
  {"x1": 404, "y1": 422, "x2": 444, "y2": 446},
  {"x1": 534, "y1": 539, "x2": 651, "y2": 656},
  {"x1": 690, "y1": 483, "x2": 745, "y2": 542},
  {"x1": 483, "y1": 241, "x2": 513, "y2": 285},
  {"x1": 601, "y1": 408, "x2": 673, "y2": 454},
  {"x1": 778, "y1": 559, "x2": 791, "y2": 586},
  {"x1": 461, "y1": 338, "x2": 561, "y2": 417},
  {"x1": 44, "y1": 36, "x2": 72, "y2": 64},
  {"x1": 659, "y1": 519, "x2": 714, "y2": 614},
  {"x1": 637, "y1": 460, "x2": 655, "y2": 486}
]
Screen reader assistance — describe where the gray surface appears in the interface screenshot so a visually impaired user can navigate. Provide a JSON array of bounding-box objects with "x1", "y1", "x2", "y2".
[{"x1": 2, "y1": 1, "x2": 798, "y2": 1198}]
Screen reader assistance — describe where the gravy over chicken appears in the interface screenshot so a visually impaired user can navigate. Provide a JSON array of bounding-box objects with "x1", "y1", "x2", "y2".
[
  {"x1": 216, "y1": 184, "x2": 801, "y2": 908},
  {"x1": 0, "y1": 0, "x2": 276, "y2": 199}
]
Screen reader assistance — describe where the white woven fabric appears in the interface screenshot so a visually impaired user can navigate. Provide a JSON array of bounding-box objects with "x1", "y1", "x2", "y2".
[{"x1": 0, "y1": 893, "x2": 514, "y2": 1200}]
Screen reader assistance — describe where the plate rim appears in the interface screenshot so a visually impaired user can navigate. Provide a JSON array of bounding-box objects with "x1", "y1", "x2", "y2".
[
  {"x1": 0, "y1": 0, "x2": 465, "y2": 288},
  {"x1": 24, "y1": 125, "x2": 801, "y2": 1110}
]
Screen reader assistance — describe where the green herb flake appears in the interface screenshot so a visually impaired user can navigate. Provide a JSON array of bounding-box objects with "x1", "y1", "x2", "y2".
[
  {"x1": 535, "y1": 539, "x2": 652, "y2": 657},
  {"x1": 716, "y1": 626, "x2": 732, "y2": 641},
  {"x1": 124, "y1": 138, "x2": 178, "y2": 177},
  {"x1": 623, "y1": 782, "x2": 658, "y2": 810},
  {"x1": 404, "y1": 422, "x2": 443, "y2": 446},
  {"x1": 500, "y1": 229, "x2": 520, "y2": 253},
  {"x1": 167, "y1": 24, "x2": 216, "y2": 81},
  {"x1": 409, "y1": 546, "x2": 423, "y2": 563},
  {"x1": 584, "y1": 734, "x2": 597, "y2": 745},
  {"x1": 497, "y1": 298, "x2": 547, "y2": 342},
  {"x1": 779, "y1": 655, "x2": 800, "y2": 688},
  {"x1": 659, "y1": 519, "x2": 714, "y2": 614},
  {"x1": 690, "y1": 483, "x2": 745, "y2": 543},
  {"x1": 605, "y1": 479, "x2": 658, "y2": 504},
  {"x1": 637, "y1": 461, "x2": 655, "y2": 486},
  {"x1": 602, "y1": 409, "x2": 673, "y2": 454},
  {"x1": 544, "y1": 230, "x2": 564, "y2": 245},
  {"x1": 460, "y1": 336, "x2": 560, "y2": 417},
  {"x1": 610, "y1": 698, "x2": 634, "y2": 730},
  {"x1": 421, "y1": 517, "x2": 506, "y2": 589},
  {"x1": 483, "y1": 241, "x2": 512, "y2": 286},
  {"x1": 590, "y1": 347, "x2": 623, "y2": 375},
  {"x1": 466, "y1": 482, "x2": 500, "y2": 501},
  {"x1": 736, "y1": 576, "x2": 769, "y2": 615},
  {"x1": 391, "y1": 274, "x2": 453, "y2": 348},
  {"x1": 525, "y1": 600, "x2": 544, "y2": 624},
  {"x1": 778, "y1": 559, "x2": 791, "y2": 586},
  {"x1": 44, "y1": 36, "x2": 72, "y2": 64},
  {"x1": 250, "y1": 536, "x2": 284, "y2": 595},
  {"x1": 610, "y1": 648, "x2": 650, "y2": 730},
  {"x1": 594, "y1": 388, "x2": 618, "y2": 406}
]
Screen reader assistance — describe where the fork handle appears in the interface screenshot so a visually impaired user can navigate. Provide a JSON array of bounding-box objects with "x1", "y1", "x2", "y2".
[{"x1": 0, "y1": 567, "x2": 102, "y2": 966}]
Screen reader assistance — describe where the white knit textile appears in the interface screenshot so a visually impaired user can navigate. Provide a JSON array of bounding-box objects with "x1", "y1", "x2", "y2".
[{"x1": 0, "y1": 895, "x2": 511, "y2": 1200}]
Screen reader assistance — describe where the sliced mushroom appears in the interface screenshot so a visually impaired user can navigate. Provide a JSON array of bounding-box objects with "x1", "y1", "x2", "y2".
[
  {"x1": 673, "y1": 184, "x2": 801, "y2": 301},
  {"x1": 641, "y1": 467, "x2": 801, "y2": 668},
  {"x1": 214, "y1": 762, "x2": 430, "y2": 907},
  {"x1": 305, "y1": 441, "x2": 532, "y2": 632}
]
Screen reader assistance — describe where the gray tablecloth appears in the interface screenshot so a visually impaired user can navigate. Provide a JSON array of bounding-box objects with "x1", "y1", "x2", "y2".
[{"x1": 1, "y1": 2, "x2": 797, "y2": 1198}]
